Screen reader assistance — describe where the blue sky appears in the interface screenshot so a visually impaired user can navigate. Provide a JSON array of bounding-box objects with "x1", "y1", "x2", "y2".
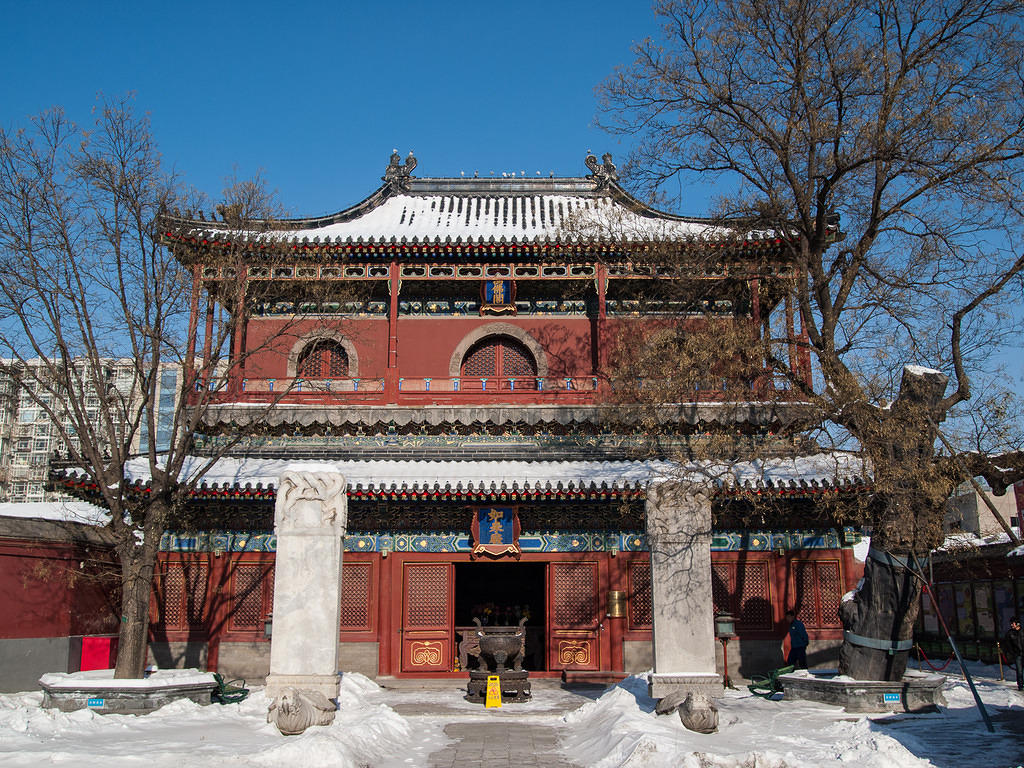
[
  {"x1": 3, "y1": 1, "x2": 1022, "y2": 402},
  {"x1": 1, "y1": 1, "x2": 662, "y2": 216}
]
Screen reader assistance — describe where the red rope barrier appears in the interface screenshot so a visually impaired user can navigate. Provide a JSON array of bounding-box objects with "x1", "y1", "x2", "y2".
[{"x1": 916, "y1": 644, "x2": 956, "y2": 672}]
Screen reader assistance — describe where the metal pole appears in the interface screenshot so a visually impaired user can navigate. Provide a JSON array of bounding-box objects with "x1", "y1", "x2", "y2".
[{"x1": 921, "y1": 581, "x2": 994, "y2": 732}]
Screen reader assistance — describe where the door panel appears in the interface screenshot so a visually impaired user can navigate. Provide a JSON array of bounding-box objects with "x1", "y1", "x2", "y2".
[
  {"x1": 548, "y1": 561, "x2": 601, "y2": 671},
  {"x1": 401, "y1": 562, "x2": 453, "y2": 673}
]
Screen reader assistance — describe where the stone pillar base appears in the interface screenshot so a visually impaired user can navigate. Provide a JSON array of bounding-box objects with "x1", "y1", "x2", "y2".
[
  {"x1": 649, "y1": 672, "x2": 722, "y2": 700},
  {"x1": 265, "y1": 673, "x2": 340, "y2": 703}
]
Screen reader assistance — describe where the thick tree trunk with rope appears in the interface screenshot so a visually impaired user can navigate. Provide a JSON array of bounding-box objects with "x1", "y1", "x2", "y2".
[
  {"x1": 839, "y1": 547, "x2": 922, "y2": 680},
  {"x1": 838, "y1": 369, "x2": 950, "y2": 681}
]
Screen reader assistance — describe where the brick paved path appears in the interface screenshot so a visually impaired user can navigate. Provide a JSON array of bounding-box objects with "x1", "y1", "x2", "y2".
[
  {"x1": 427, "y1": 720, "x2": 581, "y2": 768},
  {"x1": 375, "y1": 680, "x2": 596, "y2": 768}
]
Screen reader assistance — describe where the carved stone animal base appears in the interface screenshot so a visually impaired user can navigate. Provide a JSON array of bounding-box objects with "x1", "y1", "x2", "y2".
[
  {"x1": 657, "y1": 691, "x2": 719, "y2": 733},
  {"x1": 267, "y1": 687, "x2": 337, "y2": 736},
  {"x1": 466, "y1": 670, "x2": 531, "y2": 703},
  {"x1": 648, "y1": 672, "x2": 722, "y2": 701},
  {"x1": 780, "y1": 670, "x2": 946, "y2": 713},
  {"x1": 265, "y1": 673, "x2": 339, "y2": 704}
]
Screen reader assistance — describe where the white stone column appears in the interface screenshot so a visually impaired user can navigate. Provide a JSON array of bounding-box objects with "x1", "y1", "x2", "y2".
[
  {"x1": 646, "y1": 481, "x2": 722, "y2": 700},
  {"x1": 266, "y1": 471, "x2": 347, "y2": 702}
]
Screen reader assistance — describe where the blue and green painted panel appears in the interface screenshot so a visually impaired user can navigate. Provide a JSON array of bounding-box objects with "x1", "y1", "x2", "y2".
[{"x1": 161, "y1": 527, "x2": 859, "y2": 553}]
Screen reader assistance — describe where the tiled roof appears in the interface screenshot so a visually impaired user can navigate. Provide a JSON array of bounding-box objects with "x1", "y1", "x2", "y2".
[
  {"x1": 52, "y1": 454, "x2": 869, "y2": 503},
  {"x1": 161, "y1": 155, "x2": 787, "y2": 250}
]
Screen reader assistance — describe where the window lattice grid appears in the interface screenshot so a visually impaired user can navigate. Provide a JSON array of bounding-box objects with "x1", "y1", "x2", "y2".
[
  {"x1": 501, "y1": 341, "x2": 537, "y2": 377},
  {"x1": 462, "y1": 342, "x2": 497, "y2": 377},
  {"x1": 230, "y1": 565, "x2": 265, "y2": 630},
  {"x1": 462, "y1": 337, "x2": 537, "y2": 380},
  {"x1": 340, "y1": 563, "x2": 372, "y2": 629},
  {"x1": 817, "y1": 561, "x2": 842, "y2": 627},
  {"x1": 184, "y1": 566, "x2": 208, "y2": 626},
  {"x1": 552, "y1": 562, "x2": 598, "y2": 628},
  {"x1": 736, "y1": 562, "x2": 772, "y2": 630},
  {"x1": 711, "y1": 563, "x2": 734, "y2": 617},
  {"x1": 297, "y1": 340, "x2": 349, "y2": 379},
  {"x1": 711, "y1": 561, "x2": 772, "y2": 630},
  {"x1": 627, "y1": 561, "x2": 653, "y2": 629},
  {"x1": 405, "y1": 564, "x2": 449, "y2": 627},
  {"x1": 159, "y1": 568, "x2": 185, "y2": 628},
  {"x1": 794, "y1": 562, "x2": 818, "y2": 626}
]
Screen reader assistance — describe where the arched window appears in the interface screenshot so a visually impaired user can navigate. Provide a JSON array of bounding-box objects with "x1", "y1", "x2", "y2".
[
  {"x1": 461, "y1": 336, "x2": 537, "y2": 388},
  {"x1": 297, "y1": 339, "x2": 349, "y2": 379}
]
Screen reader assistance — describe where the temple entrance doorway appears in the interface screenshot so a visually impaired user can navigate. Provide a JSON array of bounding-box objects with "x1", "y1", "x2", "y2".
[{"x1": 454, "y1": 562, "x2": 547, "y2": 672}]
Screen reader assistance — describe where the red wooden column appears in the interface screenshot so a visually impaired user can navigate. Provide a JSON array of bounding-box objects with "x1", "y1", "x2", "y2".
[
  {"x1": 785, "y1": 293, "x2": 799, "y2": 380},
  {"x1": 227, "y1": 266, "x2": 248, "y2": 396},
  {"x1": 385, "y1": 260, "x2": 400, "y2": 403},
  {"x1": 606, "y1": 548, "x2": 626, "y2": 674},
  {"x1": 185, "y1": 265, "x2": 201, "y2": 390},
  {"x1": 377, "y1": 550, "x2": 395, "y2": 676},
  {"x1": 593, "y1": 262, "x2": 608, "y2": 392},
  {"x1": 201, "y1": 290, "x2": 215, "y2": 388}
]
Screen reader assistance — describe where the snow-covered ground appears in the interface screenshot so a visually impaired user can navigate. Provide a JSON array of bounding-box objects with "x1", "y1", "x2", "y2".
[{"x1": 0, "y1": 666, "x2": 1021, "y2": 768}]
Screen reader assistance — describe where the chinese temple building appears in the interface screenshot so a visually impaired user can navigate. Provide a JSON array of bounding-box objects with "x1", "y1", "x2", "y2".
[{"x1": 54, "y1": 153, "x2": 867, "y2": 687}]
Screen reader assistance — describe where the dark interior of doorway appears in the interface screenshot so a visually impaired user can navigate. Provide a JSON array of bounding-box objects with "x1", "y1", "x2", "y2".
[{"x1": 454, "y1": 562, "x2": 546, "y2": 672}]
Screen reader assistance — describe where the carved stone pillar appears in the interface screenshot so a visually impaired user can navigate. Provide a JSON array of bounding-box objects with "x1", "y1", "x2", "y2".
[
  {"x1": 266, "y1": 471, "x2": 347, "y2": 703},
  {"x1": 646, "y1": 481, "x2": 722, "y2": 700}
]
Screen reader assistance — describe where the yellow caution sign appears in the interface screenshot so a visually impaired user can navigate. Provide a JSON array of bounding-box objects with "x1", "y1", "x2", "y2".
[{"x1": 485, "y1": 675, "x2": 502, "y2": 708}]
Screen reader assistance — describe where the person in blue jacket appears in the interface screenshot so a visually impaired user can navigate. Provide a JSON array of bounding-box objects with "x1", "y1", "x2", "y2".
[{"x1": 785, "y1": 609, "x2": 809, "y2": 669}]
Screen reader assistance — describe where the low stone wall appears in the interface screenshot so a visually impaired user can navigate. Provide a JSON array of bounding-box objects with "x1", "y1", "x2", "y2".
[
  {"x1": 148, "y1": 641, "x2": 208, "y2": 671},
  {"x1": 218, "y1": 642, "x2": 270, "y2": 682}
]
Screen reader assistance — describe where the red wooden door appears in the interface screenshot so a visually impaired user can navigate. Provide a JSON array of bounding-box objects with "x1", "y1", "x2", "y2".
[
  {"x1": 548, "y1": 560, "x2": 602, "y2": 671},
  {"x1": 400, "y1": 562, "x2": 453, "y2": 673}
]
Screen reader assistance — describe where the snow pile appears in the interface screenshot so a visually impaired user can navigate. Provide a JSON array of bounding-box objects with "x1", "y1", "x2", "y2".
[
  {"x1": 39, "y1": 668, "x2": 214, "y2": 689},
  {"x1": 0, "y1": 673, "x2": 413, "y2": 768},
  {"x1": 559, "y1": 672, "x2": 1018, "y2": 767}
]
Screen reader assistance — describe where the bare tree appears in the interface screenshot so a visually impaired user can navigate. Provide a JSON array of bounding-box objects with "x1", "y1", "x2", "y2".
[
  {"x1": 0, "y1": 99, "x2": 335, "y2": 678},
  {"x1": 598, "y1": 0, "x2": 1024, "y2": 680}
]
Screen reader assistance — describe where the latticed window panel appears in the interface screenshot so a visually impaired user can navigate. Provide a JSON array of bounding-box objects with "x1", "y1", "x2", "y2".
[
  {"x1": 462, "y1": 336, "x2": 538, "y2": 382},
  {"x1": 817, "y1": 561, "x2": 842, "y2": 627},
  {"x1": 230, "y1": 565, "x2": 265, "y2": 630},
  {"x1": 462, "y1": 341, "x2": 497, "y2": 377},
  {"x1": 404, "y1": 564, "x2": 449, "y2": 627},
  {"x1": 158, "y1": 568, "x2": 185, "y2": 628},
  {"x1": 501, "y1": 341, "x2": 537, "y2": 377},
  {"x1": 184, "y1": 565, "x2": 208, "y2": 626},
  {"x1": 297, "y1": 340, "x2": 349, "y2": 379},
  {"x1": 711, "y1": 563, "x2": 734, "y2": 617},
  {"x1": 795, "y1": 561, "x2": 818, "y2": 625},
  {"x1": 627, "y1": 560, "x2": 652, "y2": 629},
  {"x1": 340, "y1": 562, "x2": 372, "y2": 630},
  {"x1": 710, "y1": 560, "x2": 772, "y2": 630},
  {"x1": 795, "y1": 560, "x2": 843, "y2": 628},
  {"x1": 552, "y1": 562, "x2": 598, "y2": 628},
  {"x1": 737, "y1": 562, "x2": 772, "y2": 630}
]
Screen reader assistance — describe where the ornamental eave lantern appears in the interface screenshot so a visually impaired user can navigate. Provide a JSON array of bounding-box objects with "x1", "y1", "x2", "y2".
[{"x1": 264, "y1": 612, "x2": 273, "y2": 640}]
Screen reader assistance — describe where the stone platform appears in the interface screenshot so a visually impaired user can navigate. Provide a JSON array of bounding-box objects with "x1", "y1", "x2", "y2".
[
  {"x1": 780, "y1": 669, "x2": 946, "y2": 713},
  {"x1": 39, "y1": 668, "x2": 217, "y2": 715}
]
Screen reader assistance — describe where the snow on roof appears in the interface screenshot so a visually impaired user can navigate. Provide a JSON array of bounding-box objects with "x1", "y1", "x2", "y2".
[
  {"x1": 0, "y1": 501, "x2": 109, "y2": 526},
  {"x1": 122, "y1": 452, "x2": 865, "y2": 491},
  {"x1": 272, "y1": 192, "x2": 733, "y2": 245}
]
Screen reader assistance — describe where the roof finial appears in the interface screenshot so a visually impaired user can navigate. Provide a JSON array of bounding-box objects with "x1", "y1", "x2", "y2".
[
  {"x1": 585, "y1": 152, "x2": 619, "y2": 191},
  {"x1": 383, "y1": 150, "x2": 417, "y2": 192}
]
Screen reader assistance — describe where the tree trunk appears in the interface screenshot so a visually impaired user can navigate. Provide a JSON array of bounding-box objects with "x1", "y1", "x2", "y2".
[
  {"x1": 838, "y1": 544, "x2": 922, "y2": 681},
  {"x1": 838, "y1": 367, "x2": 948, "y2": 681},
  {"x1": 113, "y1": 517, "x2": 163, "y2": 679}
]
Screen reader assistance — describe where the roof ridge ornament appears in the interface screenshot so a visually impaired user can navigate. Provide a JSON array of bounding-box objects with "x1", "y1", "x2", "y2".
[
  {"x1": 584, "y1": 152, "x2": 619, "y2": 191},
  {"x1": 383, "y1": 150, "x2": 417, "y2": 193}
]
